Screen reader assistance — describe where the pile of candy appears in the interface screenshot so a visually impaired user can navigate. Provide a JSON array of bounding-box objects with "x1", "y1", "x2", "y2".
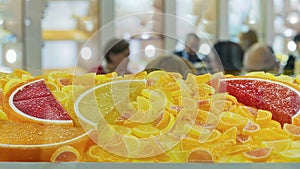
[{"x1": 0, "y1": 69, "x2": 300, "y2": 162}]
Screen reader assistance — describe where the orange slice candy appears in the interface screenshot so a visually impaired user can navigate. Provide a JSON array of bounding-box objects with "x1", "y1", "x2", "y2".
[
  {"x1": 224, "y1": 144, "x2": 251, "y2": 155},
  {"x1": 217, "y1": 111, "x2": 248, "y2": 131},
  {"x1": 283, "y1": 123, "x2": 300, "y2": 139},
  {"x1": 278, "y1": 149, "x2": 300, "y2": 162},
  {"x1": 153, "y1": 110, "x2": 171, "y2": 130},
  {"x1": 256, "y1": 110, "x2": 272, "y2": 125},
  {"x1": 292, "y1": 113, "x2": 300, "y2": 126},
  {"x1": 132, "y1": 124, "x2": 160, "y2": 138},
  {"x1": 261, "y1": 139, "x2": 292, "y2": 152},
  {"x1": 85, "y1": 145, "x2": 128, "y2": 162}
]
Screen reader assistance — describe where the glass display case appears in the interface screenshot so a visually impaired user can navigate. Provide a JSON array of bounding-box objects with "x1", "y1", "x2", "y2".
[{"x1": 0, "y1": 1, "x2": 300, "y2": 168}]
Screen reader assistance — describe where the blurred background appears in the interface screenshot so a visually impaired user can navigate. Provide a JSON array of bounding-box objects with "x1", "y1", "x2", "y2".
[{"x1": 0, "y1": 0, "x2": 299, "y2": 75}]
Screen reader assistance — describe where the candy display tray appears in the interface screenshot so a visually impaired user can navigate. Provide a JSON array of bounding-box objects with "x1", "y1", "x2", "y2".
[{"x1": 0, "y1": 162, "x2": 299, "y2": 169}]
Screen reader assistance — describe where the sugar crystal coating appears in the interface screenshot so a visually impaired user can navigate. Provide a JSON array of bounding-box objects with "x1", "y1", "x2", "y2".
[
  {"x1": 12, "y1": 80, "x2": 71, "y2": 121},
  {"x1": 219, "y1": 79, "x2": 300, "y2": 125}
]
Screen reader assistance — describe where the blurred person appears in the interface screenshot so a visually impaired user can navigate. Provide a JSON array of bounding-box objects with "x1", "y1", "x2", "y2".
[
  {"x1": 213, "y1": 41, "x2": 244, "y2": 75},
  {"x1": 239, "y1": 29, "x2": 258, "y2": 52},
  {"x1": 174, "y1": 33, "x2": 203, "y2": 63},
  {"x1": 92, "y1": 38, "x2": 130, "y2": 74},
  {"x1": 242, "y1": 42, "x2": 279, "y2": 74},
  {"x1": 285, "y1": 33, "x2": 300, "y2": 75},
  {"x1": 145, "y1": 55, "x2": 196, "y2": 79},
  {"x1": 174, "y1": 33, "x2": 208, "y2": 74}
]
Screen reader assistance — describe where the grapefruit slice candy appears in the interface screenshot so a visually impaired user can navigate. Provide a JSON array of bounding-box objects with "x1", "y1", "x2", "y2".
[
  {"x1": 5, "y1": 79, "x2": 72, "y2": 125},
  {"x1": 218, "y1": 77, "x2": 300, "y2": 126},
  {"x1": 243, "y1": 147, "x2": 272, "y2": 162},
  {"x1": 186, "y1": 148, "x2": 214, "y2": 163},
  {"x1": 50, "y1": 145, "x2": 81, "y2": 162}
]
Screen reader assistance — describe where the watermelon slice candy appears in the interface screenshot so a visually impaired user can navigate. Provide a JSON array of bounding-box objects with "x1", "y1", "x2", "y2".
[
  {"x1": 12, "y1": 80, "x2": 51, "y2": 101},
  {"x1": 8, "y1": 79, "x2": 72, "y2": 124},
  {"x1": 13, "y1": 96, "x2": 70, "y2": 120},
  {"x1": 218, "y1": 78, "x2": 300, "y2": 126}
]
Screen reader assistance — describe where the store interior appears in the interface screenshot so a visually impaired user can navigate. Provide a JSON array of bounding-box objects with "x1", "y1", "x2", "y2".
[{"x1": 0, "y1": 0, "x2": 299, "y2": 76}]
